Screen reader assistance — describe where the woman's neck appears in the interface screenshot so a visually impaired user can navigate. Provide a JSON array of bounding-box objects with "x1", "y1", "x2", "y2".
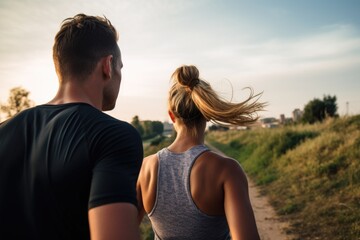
[{"x1": 167, "y1": 129, "x2": 205, "y2": 153}]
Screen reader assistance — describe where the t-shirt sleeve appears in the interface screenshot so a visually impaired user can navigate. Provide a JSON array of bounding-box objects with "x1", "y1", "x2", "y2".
[{"x1": 88, "y1": 121, "x2": 143, "y2": 209}]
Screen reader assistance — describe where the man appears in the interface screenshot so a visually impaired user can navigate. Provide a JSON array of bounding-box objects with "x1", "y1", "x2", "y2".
[{"x1": 0, "y1": 14, "x2": 143, "y2": 240}]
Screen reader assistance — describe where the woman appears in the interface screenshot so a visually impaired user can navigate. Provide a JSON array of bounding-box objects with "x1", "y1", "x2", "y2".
[{"x1": 137, "y1": 65, "x2": 265, "y2": 240}]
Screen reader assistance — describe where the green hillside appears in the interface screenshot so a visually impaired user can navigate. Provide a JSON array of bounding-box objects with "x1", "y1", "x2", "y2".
[{"x1": 206, "y1": 115, "x2": 360, "y2": 240}]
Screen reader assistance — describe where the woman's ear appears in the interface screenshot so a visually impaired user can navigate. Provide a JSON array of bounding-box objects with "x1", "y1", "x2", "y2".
[
  {"x1": 168, "y1": 110, "x2": 176, "y2": 123},
  {"x1": 102, "y1": 55, "x2": 113, "y2": 80}
]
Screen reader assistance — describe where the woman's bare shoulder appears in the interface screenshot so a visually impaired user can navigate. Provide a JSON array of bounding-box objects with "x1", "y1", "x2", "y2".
[
  {"x1": 201, "y1": 151, "x2": 242, "y2": 168},
  {"x1": 199, "y1": 151, "x2": 247, "y2": 181},
  {"x1": 139, "y1": 154, "x2": 159, "y2": 182},
  {"x1": 143, "y1": 153, "x2": 158, "y2": 166}
]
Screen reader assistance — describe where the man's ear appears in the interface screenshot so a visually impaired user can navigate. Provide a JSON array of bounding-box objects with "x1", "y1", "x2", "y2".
[
  {"x1": 168, "y1": 110, "x2": 176, "y2": 123},
  {"x1": 102, "y1": 55, "x2": 113, "y2": 79}
]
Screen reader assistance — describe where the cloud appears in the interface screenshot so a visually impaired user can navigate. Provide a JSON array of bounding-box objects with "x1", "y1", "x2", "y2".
[{"x1": 200, "y1": 24, "x2": 360, "y2": 77}]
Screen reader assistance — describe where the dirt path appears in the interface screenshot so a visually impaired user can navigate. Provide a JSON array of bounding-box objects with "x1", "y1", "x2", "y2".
[
  {"x1": 207, "y1": 142, "x2": 297, "y2": 240},
  {"x1": 248, "y1": 178, "x2": 296, "y2": 240}
]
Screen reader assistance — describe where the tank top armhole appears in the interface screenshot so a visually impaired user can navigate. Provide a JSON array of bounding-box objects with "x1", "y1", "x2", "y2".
[{"x1": 148, "y1": 150, "x2": 162, "y2": 217}]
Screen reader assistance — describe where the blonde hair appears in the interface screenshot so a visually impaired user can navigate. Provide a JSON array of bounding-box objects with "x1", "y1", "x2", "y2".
[{"x1": 168, "y1": 65, "x2": 266, "y2": 136}]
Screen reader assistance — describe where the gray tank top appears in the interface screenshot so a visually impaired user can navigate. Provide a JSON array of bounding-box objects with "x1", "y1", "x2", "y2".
[{"x1": 148, "y1": 145, "x2": 231, "y2": 240}]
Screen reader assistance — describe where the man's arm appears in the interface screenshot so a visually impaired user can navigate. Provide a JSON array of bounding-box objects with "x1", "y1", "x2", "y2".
[{"x1": 89, "y1": 202, "x2": 140, "y2": 240}]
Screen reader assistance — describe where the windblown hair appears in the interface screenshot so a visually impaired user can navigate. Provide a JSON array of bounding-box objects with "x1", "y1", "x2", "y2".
[
  {"x1": 169, "y1": 65, "x2": 266, "y2": 136},
  {"x1": 53, "y1": 13, "x2": 119, "y2": 81}
]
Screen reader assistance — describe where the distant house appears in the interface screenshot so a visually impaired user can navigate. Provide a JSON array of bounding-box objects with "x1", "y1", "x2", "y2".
[
  {"x1": 279, "y1": 114, "x2": 294, "y2": 125},
  {"x1": 292, "y1": 108, "x2": 303, "y2": 122},
  {"x1": 229, "y1": 125, "x2": 249, "y2": 130},
  {"x1": 260, "y1": 117, "x2": 279, "y2": 128},
  {"x1": 280, "y1": 114, "x2": 286, "y2": 124}
]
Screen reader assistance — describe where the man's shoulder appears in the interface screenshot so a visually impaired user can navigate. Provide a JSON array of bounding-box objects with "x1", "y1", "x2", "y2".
[
  {"x1": 0, "y1": 106, "x2": 36, "y2": 128},
  {"x1": 71, "y1": 105, "x2": 139, "y2": 138}
]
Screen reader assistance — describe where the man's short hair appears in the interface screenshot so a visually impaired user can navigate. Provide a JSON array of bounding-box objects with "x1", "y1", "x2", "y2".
[{"x1": 53, "y1": 13, "x2": 119, "y2": 81}]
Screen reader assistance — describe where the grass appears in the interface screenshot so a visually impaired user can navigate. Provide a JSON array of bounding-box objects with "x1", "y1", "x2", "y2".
[{"x1": 206, "y1": 115, "x2": 360, "y2": 240}]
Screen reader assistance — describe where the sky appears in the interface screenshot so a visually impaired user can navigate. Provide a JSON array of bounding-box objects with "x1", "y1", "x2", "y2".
[{"x1": 1, "y1": 0, "x2": 359, "y2": 123}]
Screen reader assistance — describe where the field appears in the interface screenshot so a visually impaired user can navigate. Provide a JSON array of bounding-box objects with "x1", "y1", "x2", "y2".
[{"x1": 206, "y1": 115, "x2": 360, "y2": 240}]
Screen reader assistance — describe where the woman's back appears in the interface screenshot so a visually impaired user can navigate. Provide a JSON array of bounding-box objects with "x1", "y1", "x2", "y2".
[{"x1": 143, "y1": 145, "x2": 231, "y2": 240}]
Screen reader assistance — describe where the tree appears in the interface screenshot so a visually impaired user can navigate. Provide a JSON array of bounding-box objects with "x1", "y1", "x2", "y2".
[
  {"x1": 302, "y1": 95, "x2": 338, "y2": 124},
  {"x1": 142, "y1": 120, "x2": 153, "y2": 138},
  {"x1": 130, "y1": 116, "x2": 164, "y2": 140},
  {"x1": 131, "y1": 115, "x2": 144, "y2": 136},
  {"x1": 151, "y1": 121, "x2": 164, "y2": 136},
  {"x1": 0, "y1": 87, "x2": 34, "y2": 119},
  {"x1": 323, "y1": 95, "x2": 338, "y2": 118},
  {"x1": 142, "y1": 121, "x2": 164, "y2": 139}
]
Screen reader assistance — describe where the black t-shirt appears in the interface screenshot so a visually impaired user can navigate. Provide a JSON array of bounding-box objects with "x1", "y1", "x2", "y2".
[{"x1": 0, "y1": 103, "x2": 143, "y2": 240}]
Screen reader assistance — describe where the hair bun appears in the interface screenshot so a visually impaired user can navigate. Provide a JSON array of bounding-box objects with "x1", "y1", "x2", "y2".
[{"x1": 174, "y1": 65, "x2": 200, "y2": 90}]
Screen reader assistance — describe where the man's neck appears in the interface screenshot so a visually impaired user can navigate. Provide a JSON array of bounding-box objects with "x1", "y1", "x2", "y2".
[{"x1": 48, "y1": 79, "x2": 103, "y2": 110}]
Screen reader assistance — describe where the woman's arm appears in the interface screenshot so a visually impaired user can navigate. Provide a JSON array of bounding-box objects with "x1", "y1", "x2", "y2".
[
  {"x1": 223, "y1": 159, "x2": 260, "y2": 240},
  {"x1": 136, "y1": 154, "x2": 158, "y2": 224}
]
